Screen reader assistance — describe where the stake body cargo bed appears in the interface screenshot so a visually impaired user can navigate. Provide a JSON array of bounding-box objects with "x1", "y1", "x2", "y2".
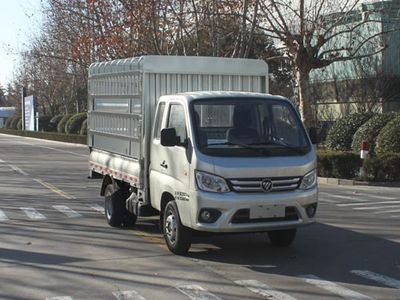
[{"x1": 88, "y1": 55, "x2": 269, "y2": 198}]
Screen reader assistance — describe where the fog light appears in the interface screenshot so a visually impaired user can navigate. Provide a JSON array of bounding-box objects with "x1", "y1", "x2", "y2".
[
  {"x1": 198, "y1": 208, "x2": 221, "y2": 223},
  {"x1": 306, "y1": 203, "x2": 317, "y2": 218}
]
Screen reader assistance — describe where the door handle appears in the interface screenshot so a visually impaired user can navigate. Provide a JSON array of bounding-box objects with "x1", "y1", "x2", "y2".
[{"x1": 160, "y1": 161, "x2": 168, "y2": 169}]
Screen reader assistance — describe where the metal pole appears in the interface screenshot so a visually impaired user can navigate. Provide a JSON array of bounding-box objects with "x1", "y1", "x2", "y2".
[{"x1": 21, "y1": 87, "x2": 26, "y2": 130}]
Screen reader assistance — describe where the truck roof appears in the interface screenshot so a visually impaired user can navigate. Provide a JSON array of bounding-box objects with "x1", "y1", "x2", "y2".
[
  {"x1": 159, "y1": 91, "x2": 290, "y2": 103},
  {"x1": 89, "y1": 55, "x2": 268, "y2": 77}
]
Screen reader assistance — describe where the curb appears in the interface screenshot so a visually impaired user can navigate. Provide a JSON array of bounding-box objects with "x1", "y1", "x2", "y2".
[{"x1": 318, "y1": 177, "x2": 400, "y2": 187}]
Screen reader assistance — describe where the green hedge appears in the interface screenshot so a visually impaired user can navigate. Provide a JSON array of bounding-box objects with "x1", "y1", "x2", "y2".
[
  {"x1": 48, "y1": 115, "x2": 64, "y2": 132},
  {"x1": 363, "y1": 153, "x2": 400, "y2": 181},
  {"x1": 38, "y1": 115, "x2": 53, "y2": 131},
  {"x1": 317, "y1": 151, "x2": 362, "y2": 179},
  {"x1": 325, "y1": 113, "x2": 372, "y2": 151},
  {"x1": 375, "y1": 115, "x2": 400, "y2": 154},
  {"x1": 57, "y1": 114, "x2": 71, "y2": 133},
  {"x1": 0, "y1": 128, "x2": 86, "y2": 144},
  {"x1": 351, "y1": 113, "x2": 397, "y2": 154},
  {"x1": 65, "y1": 112, "x2": 87, "y2": 134},
  {"x1": 80, "y1": 119, "x2": 87, "y2": 135}
]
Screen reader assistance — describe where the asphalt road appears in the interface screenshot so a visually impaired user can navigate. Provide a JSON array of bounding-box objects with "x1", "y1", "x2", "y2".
[{"x1": 0, "y1": 133, "x2": 399, "y2": 300}]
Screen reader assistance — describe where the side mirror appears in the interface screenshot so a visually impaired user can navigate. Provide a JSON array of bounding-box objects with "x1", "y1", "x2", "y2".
[
  {"x1": 308, "y1": 127, "x2": 318, "y2": 144},
  {"x1": 160, "y1": 128, "x2": 179, "y2": 147}
]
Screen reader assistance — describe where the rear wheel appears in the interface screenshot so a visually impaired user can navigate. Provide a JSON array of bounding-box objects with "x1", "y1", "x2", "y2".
[
  {"x1": 268, "y1": 229, "x2": 297, "y2": 246},
  {"x1": 163, "y1": 201, "x2": 192, "y2": 255},
  {"x1": 104, "y1": 184, "x2": 137, "y2": 227}
]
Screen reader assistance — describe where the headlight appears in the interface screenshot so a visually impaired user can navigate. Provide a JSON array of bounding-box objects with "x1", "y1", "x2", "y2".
[
  {"x1": 299, "y1": 169, "x2": 317, "y2": 190},
  {"x1": 195, "y1": 171, "x2": 230, "y2": 193}
]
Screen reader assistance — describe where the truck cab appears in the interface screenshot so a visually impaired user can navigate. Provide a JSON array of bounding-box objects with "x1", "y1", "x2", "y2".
[{"x1": 149, "y1": 92, "x2": 317, "y2": 253}]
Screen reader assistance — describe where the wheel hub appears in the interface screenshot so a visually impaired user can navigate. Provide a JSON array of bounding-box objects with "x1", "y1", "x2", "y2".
[{"x1": 165, "y1": 213, "x2": 177, "y2": 243}]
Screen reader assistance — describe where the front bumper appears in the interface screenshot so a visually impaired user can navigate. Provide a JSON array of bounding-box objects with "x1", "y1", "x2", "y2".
[{"x1": 182, "y1": 187, "x2": 318, "y2": 233}]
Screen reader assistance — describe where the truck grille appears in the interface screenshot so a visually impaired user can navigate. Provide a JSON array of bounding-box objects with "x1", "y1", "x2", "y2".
[{"x1": 228, "y1": 177, "x2": 301, "y2": 193}]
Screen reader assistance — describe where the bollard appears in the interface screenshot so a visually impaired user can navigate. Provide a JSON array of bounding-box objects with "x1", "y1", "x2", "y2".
[{"x1": 359, "y1": 140, "x2": 369, "y2": 177}]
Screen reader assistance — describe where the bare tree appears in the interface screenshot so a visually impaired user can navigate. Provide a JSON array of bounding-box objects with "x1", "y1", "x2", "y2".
[{"x1": 257, "y1": 0, "x2": 398, "y2": 127}]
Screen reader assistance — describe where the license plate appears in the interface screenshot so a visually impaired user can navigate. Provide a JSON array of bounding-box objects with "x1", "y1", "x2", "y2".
[{"x1": 250, "y1": 205, "x2": 285, "y2": 219}]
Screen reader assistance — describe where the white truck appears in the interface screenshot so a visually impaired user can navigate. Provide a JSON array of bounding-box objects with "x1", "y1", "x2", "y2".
[{"x1": 88, "y1": 56, "x2": 318, "y2": 254}]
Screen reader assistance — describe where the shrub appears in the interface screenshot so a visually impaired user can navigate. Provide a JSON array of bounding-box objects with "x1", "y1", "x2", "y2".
[
  {"x1": 57, "y1": 114, "x2": 71, "y2": 133},
  {"x1": 4, "y1": 115, "x2": 16, "y2": 128},
  {"x1": 375, "y1": 115, "x2": 400, "y2": 154},
  {"x1": 38, "y1": 115, "x2": 53, "y2": 131},
  {"x1": 0, "y1": 128, "x2": 86, "y2": 144},
  {"x1": 317, "y1": 151, "x2": 362, "y2": 179},
  {"x1": 10, "y1": 116, "x2": 21, "y2": 130},
  {"x1": 17, "y1": 119, "x2": 22, "y2": 130},
  {"x1": 351, "y1": 112, "x2": 397, "y2": 154},
  {"x1": 363, "y1": 153, "x2": 400, "y2": 181},
  {"x1": 65, "y1": 112, "x2": 87, "y2": 134},
  {"x1": 80, "y1": 119, "x2": 87, "y2": 135},
  {"x1": 48, "y1": 115, "x2": 63, "y2": 132},
  {"x1": 325, "y1": 113, "x2": 372, "y2": 151}
]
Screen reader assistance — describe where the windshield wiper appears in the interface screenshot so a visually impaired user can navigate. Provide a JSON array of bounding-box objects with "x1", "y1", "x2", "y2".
[
  {"x1": 202, "y1": 142, "x2": 269, "y2": 155},
  {"x1": 249, "y1": 141, "x2": 307, "y2": 154}
]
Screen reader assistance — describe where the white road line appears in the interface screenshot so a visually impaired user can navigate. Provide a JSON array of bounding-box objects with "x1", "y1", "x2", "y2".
[
  {"x1": 90, "y1": 204, "x2": 105, "y2": 214},
  {"x1": 21, "y1": 208, "x2": 46, "y2": 220},
  {"x1": 112, "y1": 290, "x2": 146, "y2": 300},
  {"x1": 353, "y1": 205, "x2": 400, "y2": 210},
  {"x1": 351, "y1": 270, "x2": 400, "y2": 289},
  {"x1": 53, "y1": 205, "x2": 82, "y2": 218},
  {"x1": 33, "y1": 179, "x2": 76, "y2": 200},
  {"x1": 373, "y1": 209, "x2": 400, "y2": 214},
  {"x1": 46, "y1": 297, "x2": 74, "y2": 300},
  {"x1": 344, "y1": 193, "x2": 397, "y2": 200},
  {"x1": 176, "y1": 284, "x2": 222, "y2": 300},
  {"x1": 0, "y1": 158, "x2": 29, "y2": 176},
  {"x1": 320, "y1": 194, "x2": 363, "y2": 201},
  {"x1": 337, "y1": 200, "x2": 400, "y2": 207},
  {"x1": 300, "y1": 275, "x2": 374, "y2": 300},
  {"x1": 16, "y1": 141, "x2": 86, "y2": 157},
  {"x1": 234, "y1": 280, "x2": 297, "y2": 300},
  {"x1": 0, "y1": 209, "x2": 8, "y2": 221}
]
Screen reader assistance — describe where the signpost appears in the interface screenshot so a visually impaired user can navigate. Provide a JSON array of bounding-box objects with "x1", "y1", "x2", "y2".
[{"x1": 24, "y1": 95, "x2": 36, "y2": 131}]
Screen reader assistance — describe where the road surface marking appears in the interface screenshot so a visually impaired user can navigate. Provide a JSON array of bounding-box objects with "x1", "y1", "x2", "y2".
[
  {"x1": 319, "y1": 194, "x2": 363, "y2": 201},
  {"x1": 90, "y1": 204, "x2": 105, "y2": 214},
  {"x1": 0, "y1": 209, "x2": 8, "y2": 221},
  {"x1": 373, "y1": 209, "x2": 400, "y2": 214},
  {"x1": 112, "y1": 290, "x2": 146, "y2": 300},
  {"x1": 344, "y1": 193, "x2": 397, "y2": 200},
  {"x1": 0, "y1": 158, "x2": 29, "y2": 176},
  {"x1": 21, "y1": 208, "x2": 46, "y2": 220},
  {"x1": 46, "y1": 297, "x2": 74, "y2": 300},
  {"x1": 53, "y1": 205, "x2": 82, "y2": 218},
  {"x1": 337, "y1": 200, "x2": 400, "y2": 207},
  {"x1": 300, "y1": 275, "x2": 374, "y2": 300},
  {"x1": 16, "y1": 141, "x2": 86, "y2": 158},
  {"x1": 353, "y1": 205, "x2": 400, "y2": 210},
  {"x1": 351, "y1": 270, "x2": 400, "y2": 289},
  {"x1": 234, "y1": 280, "x2": 297, "y2": 300},
  {"x1": 176, "y1": 284, "x2": 222, "y2": 300},
  {"x1": 33, "y1": 179, "x2": 76, "y2": 199}
]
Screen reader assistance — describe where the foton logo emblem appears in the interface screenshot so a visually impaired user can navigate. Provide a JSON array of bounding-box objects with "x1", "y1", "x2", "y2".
[{"x1": 261, "y1": 179, "x2": 273, "y2": 192}]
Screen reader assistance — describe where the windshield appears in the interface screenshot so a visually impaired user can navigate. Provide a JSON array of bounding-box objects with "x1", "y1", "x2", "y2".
[{"x1": 191, "y1": 98, "x2": 311, "y2": 157}]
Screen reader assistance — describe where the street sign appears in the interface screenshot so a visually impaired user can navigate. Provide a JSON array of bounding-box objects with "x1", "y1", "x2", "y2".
[{"x1": 24, "y1": 95, "x2": 36, "y2": 131}]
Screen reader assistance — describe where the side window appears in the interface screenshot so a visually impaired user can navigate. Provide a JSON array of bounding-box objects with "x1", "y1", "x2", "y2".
[
  {"x1": 167, "y1": 104, "x2": 187, "y2": 144},
  {"x1": 154, "y1": 102, "x2": 165, "y2": 139}
]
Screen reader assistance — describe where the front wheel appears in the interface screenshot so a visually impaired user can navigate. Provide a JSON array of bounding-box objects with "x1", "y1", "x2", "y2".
[
  {"x1": 268, "y1": 229, "x2": 297, "y2": 247},
  {"x1": 163, "y1": 201, "x2": 192, "y2": 255}
]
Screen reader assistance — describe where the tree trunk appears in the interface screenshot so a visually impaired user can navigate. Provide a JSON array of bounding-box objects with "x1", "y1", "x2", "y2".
[{"x1": 297, "y1": 69, "x2": 315, "y2": 129}]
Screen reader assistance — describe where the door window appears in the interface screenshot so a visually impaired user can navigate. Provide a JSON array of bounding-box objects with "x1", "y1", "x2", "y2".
[
  {"x1": 167, "y1": 104, "x2": 187, "y2": 144},
  {"x1": 154, "y1": 102, "x2": 165, "y2": 139}
]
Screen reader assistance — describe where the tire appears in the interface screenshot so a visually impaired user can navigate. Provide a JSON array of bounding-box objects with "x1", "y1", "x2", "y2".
[
  {"x1": 163, "y1": 201, "x2": 192, "y2": 255},
  {"x1": 268, "y1": 229, "x2": 297, "y2": 247},
  {"x1": 104, "y1": 184, "x2": 137, "y2": 227}
]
